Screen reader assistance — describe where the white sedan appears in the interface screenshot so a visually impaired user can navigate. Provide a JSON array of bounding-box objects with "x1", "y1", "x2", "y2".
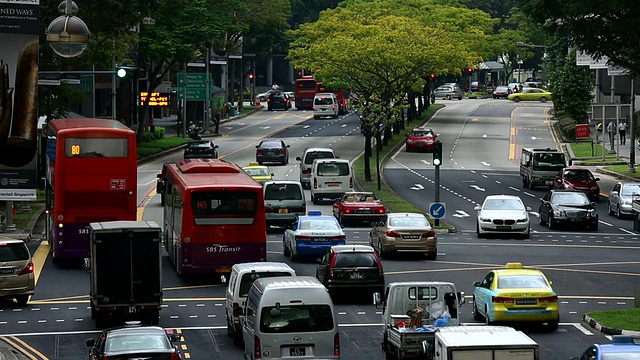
[
  {"x1": 475, "y1": 195, "x2": 531, "y2": 239},
  {"x1": 282, "y1": 211, "x2": 346, "y2": 261}
]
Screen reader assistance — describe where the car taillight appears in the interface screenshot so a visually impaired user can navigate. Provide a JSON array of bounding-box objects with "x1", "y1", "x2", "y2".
[
  {"x1": 255, "y1": 336, "x2": 262, "y2": 359},
  {"x1": 492, "y1": 296, "x2": 515, "y2": 304},
  {"x1": 312, "y1": 105, "x2": 316, "y2": 110},
  {"x1": 233, "y1": 302, "x2": 242, "y2": 317},
  {"x1": 375, "y1": 254, "x2": 384, "y2": 278},
  {"x1": 377, "y1": 208, "x2": 385, "y2": 214},
  {"x1": 386, "y1": 231, "x2": 400, "y2": 237},
  {"x1": 185, "y1": 148, "x2": 191, "y2": 152},
  {"x1": 296, "y1": 236, "x2": 312, "y2": 241},
  {"x1": 302, "y1": 168, "x2": 311, "y2": 175},
  {"x1": 291, "y1": 206, "x2": 306, "y2": 213},
  {"x1": 102, "y1": 356, "x2": 109, "y2": 360},
  {"x1": 267, "y1": 98, "x2": 271, "y2": 102},
  {"x1": 539, "y1": 296, "x2": 558, "y2": 303},
  {"x1": 332, "y1": 236, "x2": 346, "y2": 242},
  {"x1": 256, "y1": 149, "x2": 262, "y2": 155},
  {"x1": 265, "y1": 207, "x2": 276, "y2": 213},
  {"x1": 170, "y1": 350, "x2": 181, "y2": 360},
  {"x1": 332, "y1": 105, "x2": 336, "y2": 109},
  {"x1": 334, "y1": 333, "x2": 340, "y2": 356},
  {"x1": 19, "y1": 262, "x2": 34, "y2": 275},
  {"x1": 279, "y1": 149, "x2": 285, "y2": 155},
  {"x1": 344, "y1": 209, "x2": 351, "y2": 214},
  {"x1": 313, "y1": 178, "x2": 318, "y2": 189},
  {"x1": 329, "y1": 254, "x2": 337, "y2": 278},
  {"x1": 425, "y1": 230, "x2": 435, "y2": 238}
]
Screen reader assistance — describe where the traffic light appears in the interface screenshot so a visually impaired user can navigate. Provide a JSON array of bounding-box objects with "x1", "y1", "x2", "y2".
[
  {"x1": 248, "y1": 73, "x2": 255, "y2": 82},
  {"x1": 116, "y1": 67, "x2": 128, "y2": 78},
  {"x1": 430, "y1": 73, "x2": 436, "y2": 79},
  {"x1": 433, "y1": 141, "x2": 442, "y2": 166},
  {"x1": 467, "y1": 67, "x2": 473, "y2": 73}
]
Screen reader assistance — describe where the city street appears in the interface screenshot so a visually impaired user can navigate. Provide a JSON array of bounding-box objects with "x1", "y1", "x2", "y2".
[{"x1": 1, "y1": 99, "x2": 629, "y2": 359}]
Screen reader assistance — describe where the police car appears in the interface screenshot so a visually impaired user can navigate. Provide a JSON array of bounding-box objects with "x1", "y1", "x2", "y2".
[{"x1": 282, "y1": 210, "x2": 346, "y2": 261}]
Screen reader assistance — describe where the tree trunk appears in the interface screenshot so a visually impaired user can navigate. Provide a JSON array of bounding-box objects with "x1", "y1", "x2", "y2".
[{"x1": 364, "y1": 135, "x2": 372, "y2": 181}]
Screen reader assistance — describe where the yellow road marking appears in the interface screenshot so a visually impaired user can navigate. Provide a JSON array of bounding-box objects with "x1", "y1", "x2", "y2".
[
  {"x1": 509, "y1": 144, "x2": 515, "y2": 160},
  {"x1": 28, "y1": 297, "x2": 226, "y2": 305},
  {"x1": 32, "y1": 240, "x2": 50, "y2": 286},
  {"x1": 2, "y1": 336, "x2": 47, "y2": 360},
  {"x1": 471, "y1": 118, "x2": 478, "y2": 122}
]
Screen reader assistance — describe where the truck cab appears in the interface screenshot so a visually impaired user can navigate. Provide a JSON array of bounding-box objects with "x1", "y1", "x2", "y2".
[{"x1": 520, "y1": 147, "x2": 566, "y2": 190}]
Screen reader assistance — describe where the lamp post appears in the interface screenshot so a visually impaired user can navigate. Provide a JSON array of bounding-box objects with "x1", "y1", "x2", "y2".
[{"x1": 46, "y1": 0, "x2": 90, "y2": 58}]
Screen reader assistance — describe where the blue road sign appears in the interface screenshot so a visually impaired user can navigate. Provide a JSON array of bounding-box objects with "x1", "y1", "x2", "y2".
[{"x1": 428, "y1": 202, "x2": 446, "y2": 219}]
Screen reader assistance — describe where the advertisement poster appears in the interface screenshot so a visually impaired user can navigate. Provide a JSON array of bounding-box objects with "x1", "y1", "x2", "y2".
[{"x1": 0, "y1": 0, "x2": 39, "y2": 201}]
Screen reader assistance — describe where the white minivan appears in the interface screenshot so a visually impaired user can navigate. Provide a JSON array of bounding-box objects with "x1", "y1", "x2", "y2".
[
  {"x1": 310, "y1": 158, "x2": 353, "y2": 204},
  {"x1": 242, "y1": 276, "x2": 340, "y2": 360},
  {"x1": 313, "y1": 93, "x2": 339, "y2": 119},
  {"x1": 296, "y1": 147, "x2": 337, "y2": 189},
  {"x1": 226, "y1": 262, "x2": 296, "y2": 346}
]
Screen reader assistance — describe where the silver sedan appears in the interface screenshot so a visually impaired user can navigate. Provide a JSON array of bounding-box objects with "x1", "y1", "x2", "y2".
[
  {"x1": 608, "y1": 182, "x2": 640, "y2": 218},
  {"x1": 369, "y1": 213, "x2": 437, "y2": 260},
  {"x1": 475, "y1": 195, "x2": 530, "y2": 239}
]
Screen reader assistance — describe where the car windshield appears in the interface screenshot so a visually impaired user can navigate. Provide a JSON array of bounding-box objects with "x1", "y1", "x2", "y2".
[
  {"x1": 435, "y1": 86, "x2": 451, "y2": 91},
  {"x1": 304, "y1": 151, "x2": 334, "y2": 164},
  {"x1": 314, "y1": 96, "x2": 334, "y2": 105},
  {"x1": 0, "y1": 243, "x2": 29, "y2": 261},
  {"x1": 260, "y1": 141, "x2": 282, "y2": 149},
  {"x1": 496, "y1": 86, "x2": 508, "y2": 91},
  {"x1": 564, "y1": 170, "x2": 594, "y2": 181},
  {"x1": 239, "y1": 271, "x2": 294, "y2": 297},
  {"x1": 245, "y1": 168, "x2": 270, "y2": 177},
  {"x1": 410, "y1": 130, "x2": 434, "y2": 137},
  {"x1": 190, "y1": 141, "x2": 212, "y2": 148},
  {"x1": 317, "y1": 162, "x2": 350, "y2": 176},
  {"x1": 389, "y1": 216, "x2": 429, "y2": 227},
  {"x1": 299, "y1": 219, "x2": 340, "y2": 230},
  {"x1": 264, "y1": 184, "x2": 302, "y2": 200},
  {"x1": 532, "y1": 152, "x2": 565, "y2": 170},
  {"x1": 483, "y1": 199, "x2": 525, "y2": 211},
  {"x1": 334, "y1": 252, "x2": 378, "y2": 267},
  {"x1": 602, "y1": 353, "x2": 640, "y2": 360},
  {"x1": 552, "y1": 192, "x2": 590, "y2": 206},
  {"x1": 260, "y1": 305, "x2": 334, "y2": 333},
  {"x1": 497, "y1": 275, "x2": 548, "y2": 289},
  {"x1": 621, "y1": 184, "x2": 640, "y2": 197},
  {"x1": 343, "y1": 193, "x2": 376, "y2": 202},
  {"x1": 105, "y1": 333, "x2": 170, "y2": 352}
]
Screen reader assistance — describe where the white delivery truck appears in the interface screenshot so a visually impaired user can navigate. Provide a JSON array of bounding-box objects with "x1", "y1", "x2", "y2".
[{"x1": 423, "y1": 326, "x2": 539, "y2": 360}]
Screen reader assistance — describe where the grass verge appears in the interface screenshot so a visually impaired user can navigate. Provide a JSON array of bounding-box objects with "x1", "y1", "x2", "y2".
[
  {"x1": 353, "y1": 105, "x2": 453, "y2": 230},
  {"x1": 570, "y1": 141, "x2": 618, "y2": 158},
  {"x1": 137, "y1": 137, "x2": 192, "y2": 159},
  {"x1": 602, "y1": 165, "x2": 640, "y2": 180},
  {"x1": 587, "y1": 308, "x2": 640, "y2": 332}
]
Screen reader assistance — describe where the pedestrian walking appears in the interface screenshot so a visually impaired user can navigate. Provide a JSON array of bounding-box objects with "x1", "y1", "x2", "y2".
[
  {"x1": 618, "y1": 120, "x2": 628, "y2": 145},
  {"x1": 606, "y1": 121, "x2": 616, "y2": 150}
]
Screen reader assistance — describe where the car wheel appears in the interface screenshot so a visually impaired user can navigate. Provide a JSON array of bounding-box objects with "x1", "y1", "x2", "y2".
[
  {"x1": 608, "y1": 202, "x2": 615, "y2": 216},
  {"x1": 15, "y1": 295, "x2": 29, "y2": 306},
  {"x1": 160, "y1": 194, "x2": 165, "y2": 207},
  {"x1": 590, "y1": 222, "x2": 599, "y2": 231},
  {"x1": 425, "y1": 250, "x2": 437, "y2": 260},
  {"x1": 378, "y1": 240, "x2": 387, "y2": 259},
  {"x1": 548, "y1": 215, "x2": 556, "y2": 230},
  {"x1": 513, "y1": 97, "x2": 521, "y2": 102},
  {"x1": 522, "y1": 177, "x2": 528, "y2": 188},
  {"x1": 538, "y1": 211, "x2": 546, "y2": 225},
  {"x1": 523, "y1": 228, "x2": 530, "y2": 239},
  {"x1": 547, "y1": 318, "x2": 559, "y2": 332},
  {"x1": 540, "y1": 97, "x2": 547, "y2": 102},
  {"x1": 472, "y1": 298, "x2": 482, "y2": 321},
  {"x1": 616, "y1": 205, "x2": 622, "y2": 219},
  {"x1": 484, "y1": 306, "x2": 493, "y2": 325},
  {"x1": 458, "y1": 96, "x2": 463, "y2": 100},
  {"x1": 493, "y1": 96, "x2": 497, "y2": 99},
  {"x1": 283, "y1": 238, "x2": 291, "y2": 257},
  {"x1": 311, "y1": 194, "x2": 318, "y2": 205},
  {"x1": 476, "y1": 221, "x2": 484, "y2": 238},
  {"x1": 446, "y1": 95, "x2": 452, "y2": 100}
]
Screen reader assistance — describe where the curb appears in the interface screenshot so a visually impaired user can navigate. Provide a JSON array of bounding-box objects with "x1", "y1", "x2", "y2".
[{"x1": 582, "y1": 314, "x2": 640, "y2": 336}]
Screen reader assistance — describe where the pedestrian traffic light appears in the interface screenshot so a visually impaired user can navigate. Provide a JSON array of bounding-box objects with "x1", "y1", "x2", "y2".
[
  {"x1": 433, "y1": 141, "x2": 442, "y2": 166},
  {"x1": 467, "y1": 67, "x2": 473, "y2": 73},
  {"x1": 430, "y1": 73, "x2": 436, "y2": 79},
  {"x1": 248, "y1": 73, "x2": 254, "y2": 82},
  {"x1": 116, "y1": 67, "x2": 127, "y2": 78}
]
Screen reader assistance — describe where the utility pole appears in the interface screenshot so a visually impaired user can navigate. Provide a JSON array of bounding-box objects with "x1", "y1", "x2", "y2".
[
  {"x1": 433, "y1": 141, "x2": 443, "y2": 227},
  {"x1": 182, "y1": 62, "x2": 187, "y2": 138},
  {"x1": 205, "y1": 47, "x2": 211, "y2": 131},
  {"x1": 629, "y1": 76, "x2": 636, "y2": 173}
]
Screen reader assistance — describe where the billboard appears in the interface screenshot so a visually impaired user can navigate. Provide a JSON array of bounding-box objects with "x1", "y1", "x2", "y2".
[{"x1": 0, "y1": 0, "x2": 39, "y2": 201}]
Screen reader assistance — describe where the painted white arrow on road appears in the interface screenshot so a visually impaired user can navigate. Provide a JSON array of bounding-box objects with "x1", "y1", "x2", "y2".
[
  {"x1": 341, "y1": 124, "x2": 347, "y2": 127},
  {"x1": 452, "y1": 210, "x2": 470, "y2": 218},
  {"x1": 410, "y1": 184, "x2": 424, "y2": 190},
  {"x1": 236, "y1": 123, "x2": 246, "y2": 126},
  {"x1": 529, "y1": 211, "x2": 539, "y2": 217},
  {"x1": 259, "y1": 126, "x2": 271, "y2": 129},
  {"x1": 420, "y1": 160, "x2": 431, "y2": 165},
  {"x1": 481, "y1": 161, "x2": 491, "y2": 167},
  {"x1": 303, "y1": 125, "x2": 310, "y2": 129},
  {"x1": 470, "y1": 185, "x2": 485, "y2": 191}
]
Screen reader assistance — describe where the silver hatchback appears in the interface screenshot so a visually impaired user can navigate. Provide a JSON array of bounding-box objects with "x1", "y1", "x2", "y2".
[
  {"x1": 433, "y1": 84, "x2": 464, "y2": 100},
  {"x1": 0, "y1": 237, "x2": 35, "y2": 305},
  {"x1": 608, "y1": 182, "x2": 640, "y2": 218}
]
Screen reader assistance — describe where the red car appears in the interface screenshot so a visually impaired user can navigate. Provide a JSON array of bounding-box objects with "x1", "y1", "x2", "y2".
[
  {"x1": 332, "y1": 192, "x2": 387, "y2": 226},
  {"x1": 553, "y1": 167, "x2": 601, "y2": 201},
  {"x1": 493, "y1": 86, "x2": 511, "y2": 99},
  {"x1": 405, "y1": 126, "x2": 437, "y2": 152}
]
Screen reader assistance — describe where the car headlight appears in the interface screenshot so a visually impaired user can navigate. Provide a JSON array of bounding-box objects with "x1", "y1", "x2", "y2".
[
  {"x1": 516, "y1": 217, "x2": 528, "y2": 223},
  {"x1": 553, "y1": 209, "x2": 566, "y2": 217},
  {"x1": 479, "y1": 216, "x2": 491, "y2": 222},
  {"x1": 621, "y1": 199, "x2": 631, "y2": 205},
  {"x1": 426, "y1": 140, "x2": 434, "y2": 144},
  {"x1": 590, "y1": 186, "x2": 599, "y2": 191},
  {"x1": 587, "y1": 209, "x2": 598, "y2": 217},
  {"x1": 407, "y1": 140, "x2": 414, "y2": 144}
]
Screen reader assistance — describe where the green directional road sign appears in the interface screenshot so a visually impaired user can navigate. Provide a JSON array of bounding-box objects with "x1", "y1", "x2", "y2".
[
  {"x1": 177, "y1": 73, "x2": 211, "y2": 88},
  {"x1": 167, "y1": 87, "x2": 179, "y2": 92},
  {"x1": 176, "y1": 73, "x2": 212, "y2": 101},
  {"x1": 175, "y1": 89, "x2": 208, "y2": 101}
]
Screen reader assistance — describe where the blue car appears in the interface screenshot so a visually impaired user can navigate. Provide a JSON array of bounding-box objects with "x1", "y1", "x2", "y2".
[
  {"x1": 283, "y1": 211, "x2": 346, "y2": 260},
  {"x1": 572, "y1": 336, "x2": 640, "y2": 360}
]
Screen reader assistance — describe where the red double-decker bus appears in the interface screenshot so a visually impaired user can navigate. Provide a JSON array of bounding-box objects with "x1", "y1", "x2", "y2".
[
  {"x1": 316, "y1": 82, "x2": 351, "y2": 115},
  {"x1": 161, "y1": 158, "x2": 267, "y2": 276},
  {"x1": 294, "y1": 75, "x2": 318, "y2": 110},
  {"x1": 45, "y1": 118, "x2": 137, "y2": 263}
]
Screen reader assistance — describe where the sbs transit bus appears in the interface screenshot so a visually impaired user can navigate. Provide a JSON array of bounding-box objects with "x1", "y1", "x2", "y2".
[
  {"x1": 316, "y1": 82, "x2": 350, "y2": 115},
  {"x1": 294, "y1": 75, "x2": 318, "y2": 110},
  {"x1": 45, "y1": 118, "x2": 137, "y2": 263},
  {"x1": 161, "y1": 158, "x2": 267, "y2": 276}
]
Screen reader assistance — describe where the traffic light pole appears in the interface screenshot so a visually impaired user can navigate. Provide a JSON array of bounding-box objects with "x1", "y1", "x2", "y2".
[
  {"x1": 433, "y1": 141, "x2": 443, "y2": 226},
  {"x1": 434, "y1": 164, "x2": 441, "y2": 227}
]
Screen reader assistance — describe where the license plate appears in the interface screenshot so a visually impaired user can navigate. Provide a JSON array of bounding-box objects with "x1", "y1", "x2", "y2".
[
  {"x1": 350, "y1": 272, "x2": 363, "y2": 279},
  {"x1": 278, "y1": 208, "x2": 289, "y2": 214},
  {"x1": 313, "y1": 238, "x2": 330, "y2": 242},
  {"x1": 321, "y1": 107, "x2": 327, "y2": 111},
  {"x1": 128, "y1": 306, "x2": 138, "y2": 314},
  {"x1": 0, "y1": 268, "x2": 13, "y2": 274},
  {"x1": 327, "y1": 183, "x2": 340, "y2": 187},
  {"x1": 545, "y1": 181, "x2": 553, "y2": 185},
  {"x1": 496, "y1": 225, "x2": 511, "y2": 230},
  {"x1": 516, "y1": 299, "x2": 538, "y2": 305},
  {"x1": 403, "y1": 235, "x2": 420, "y2": 240},
  {"x1": 290, "y1": 347, "x2": 306, "y2": 356},
  {"x1": 215, "y1": 267, "x2": 231, "y2": 273}
]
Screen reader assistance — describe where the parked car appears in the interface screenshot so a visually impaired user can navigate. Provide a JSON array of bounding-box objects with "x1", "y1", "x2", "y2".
[
  {"x1": 405, "y1": 126, "x2": 437, "y2": 152},
  {"x1": 493, "y1": 86, "x2": 511, "y2": 99},
  {"x1": 432, "y1": 84, "x2": 464, "y2": 100},
  {"x1": 508, "y1": 88, "x2": 553, "y2": 102},
  {"x1": 183, "y1": 140, "x2": 219, "y2": 159},
  {"x1": 266, "y1": 91, "x2": 292, "y2": 111},
  {"x1": 538, "y1": 190, "x2": 599, "y2": 231},
  {"x1": 553, "y1": 167, "x2": 600, "y2": 201},
  {"x1": 0, "y1": 237, "x2": 35, "y2": 306},
  {"x1": 475, "y1": 195, "x2": 530, "y2": 239},
  {"x1": 470, "y1": 81, "x2": 485, "y2": 92},
  {"x1": 332, "y1": 191, "x2": 386, "y2": 226},
  {"x1": 315, "y1": 244, "x2": 385, "y2": 299},
  {"x1": 472, "y1": 262, "x2": 559, "y2": 331},
  {"x1": 255, "y1": 139, "x2": 290, "y2": 165},
  {"x1": 86, "y1": 321, "x2": 182, "y2": 360},
  {"x1": 369, "y1": 212, "x2": 437, "y2": 260},
  {"x1": 608, "y1": 182, "x2": 640, "y2": 219}
]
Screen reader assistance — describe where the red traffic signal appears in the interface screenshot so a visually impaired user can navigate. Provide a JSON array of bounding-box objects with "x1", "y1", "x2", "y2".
[
  {"x1": 467, "y1": 67, "x2": 473, "y2": 73},
  {"x1": 430, "y1": 73, "x2": 436, "y2": 79},
  {"x1": 248, "y1": 73, "x2": 254, "y2": 79}
]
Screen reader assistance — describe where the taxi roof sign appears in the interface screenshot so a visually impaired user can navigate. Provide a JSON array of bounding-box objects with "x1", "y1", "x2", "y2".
[
  {"x1": 505, "y1": 262, "x2": 523, "y2": 269},
  {"x1": 248, "y1": 161, "x2": 259, "y2": 166},
  {"x1": 308, "y1": 210, "x2": 322, "y2": 216}
]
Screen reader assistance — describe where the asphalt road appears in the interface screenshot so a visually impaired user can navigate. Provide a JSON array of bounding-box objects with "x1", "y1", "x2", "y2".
[{"x1": 1, "y1": 100, "x2": 627, "y2": 359}]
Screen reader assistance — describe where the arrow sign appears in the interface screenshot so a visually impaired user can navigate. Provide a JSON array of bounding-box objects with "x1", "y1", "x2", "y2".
[
  {"x1": 410, "y1": 184, "x2": 424, "y2": 190},
  {"x1": 259, "y1": 126, "x2": 271, "y2": 129},
  {"x1": 341, "y1": 124, "x2": 347, "y2": 127},
  {"x1": 428, "y1": 202, "x2": 446, "y2": 219},
  {"x1": 303, "y1": 125, "x2": 310, "y2": 129},
  {"x1": 452, "y1": 210, "x2": 470, "y2": 218},
  {"x1": 420, "y1": 160, "x2": 431, "y2": 165},
  {"x1": 481, "y1": 161, "x2": 491, "y2": 166},
  {"x1": 470, "y1": 185, "x2": 486, "y2": 191}
]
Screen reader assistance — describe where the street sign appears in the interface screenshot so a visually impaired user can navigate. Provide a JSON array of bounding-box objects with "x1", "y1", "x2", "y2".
[
  {"x1": 175, "y1": 89, "x2": 208, "y2": 101},
  {"x1": 167, "y1": 87, "x2": 179, "y2": 92},
  {"x1": 575, "y1": 124, "x2": 590, "y2": 139},
  {"x1": 177, "y1": 73, "x2": 211, "y2": 88},
  {"x1": 428, "y1": 202, "x2": 446, "y2": 219}
]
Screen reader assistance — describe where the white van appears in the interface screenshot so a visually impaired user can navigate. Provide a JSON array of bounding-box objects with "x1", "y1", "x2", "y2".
[
  {"x1": 313, "y1": 93, "x2": 339, "y2": 119},
  {"x1": 242, "y1": 276, "x2": 340, "y2": 360},
  {"x1": 296, "y1": 147, "x2": 337, "y2": 189},
  {"x1": 226, "y1": 262, "x2": 296, "y2": 346},
  {"x1": 310, "y1": 158, "x2": 353, "y2": 204}
]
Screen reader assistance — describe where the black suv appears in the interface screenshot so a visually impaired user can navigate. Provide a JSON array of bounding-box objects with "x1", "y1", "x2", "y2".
[
  {"x1": 183, "y1": 140, "x2": 219, "y2": 159},
  {"x1": 315, "y1": 244, "x2": 385, "y2": 299},
  {"x1": 267, "y1": 91, "x2": 291, "y2": 111}
]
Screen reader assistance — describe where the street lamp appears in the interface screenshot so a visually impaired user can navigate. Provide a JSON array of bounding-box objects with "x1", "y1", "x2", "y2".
[
  {"x1": 516, "y1": 41, "x2": 545, "y2": 49},
  {"x1": 46, "y1": 0, "x2": 90, "y2": 58}
]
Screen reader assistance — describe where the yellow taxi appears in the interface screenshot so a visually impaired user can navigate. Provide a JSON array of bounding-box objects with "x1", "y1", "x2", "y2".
[
  {"x1": 472, "y1": 262, "x2": 559, "y2": 331},
  {"x1": 242, "y1": 162, "x2": 274, "y2": 185},
  {"x1": 507, "y1": 88, "x2": 553, "y2": 102}
]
